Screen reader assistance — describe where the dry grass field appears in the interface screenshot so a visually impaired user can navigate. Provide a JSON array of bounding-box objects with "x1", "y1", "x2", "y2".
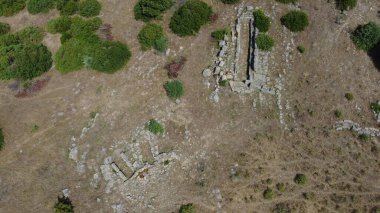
[{"x1": 0, "y1": 0, "x2": 379, "y2": 212}]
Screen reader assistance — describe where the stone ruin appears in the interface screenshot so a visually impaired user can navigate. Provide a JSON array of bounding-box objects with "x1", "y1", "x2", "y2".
[
  {"x1": 203, "y1": 6, "x2": 275, "y2": 95},
  {"x1": 335, "y1": 120, "x2": 380, "y2": 137}
]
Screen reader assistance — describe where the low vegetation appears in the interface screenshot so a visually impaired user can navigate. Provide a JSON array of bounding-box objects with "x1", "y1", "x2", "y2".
[
  {"x1": 294, "y1": 173, "x2": 307, "y2": 185},
  {"x1": 164, "y1": 80, "x2": 184, "y2": 99},
  {"x1": 351, "y1": 22, "x2": 380, "y2": 51},
  {"x1": 276, "y1": 0, "x2": 298, "y2": 4},
  {"x1": 256, "y1": 33, "x2": 274, "y2": 51},
  {"x1": 179, "y1": 203, "x2": 194, "y2": 213},
  {"x1": 54, "y1": 196, "x2": 74, "y2": 213},
  {"x1": 336, "y1": 0, "x2": 357, "y2": 11},
  {"x1": 253, "y1": 10, "x2": 270, "y2": 33},
  {"x1": 358, "y1": 134, "x2": 369, "y2": 141},
  {"x1": 0, "y1": 22, "x2": 10, "y2": 35},
  {"x1": 211, "y1": 28, "x2": 229, "y2": 41},
  {"x1": 47, "y1": 16, "x2": 72, "y2": 34},
  {"x1": 263, "y1": 188, "x2": 274, "y2": 199},
  {"x1": 371, "y1": 102, "x2": 380, "y2": 114},
  {"x1": 146, "y1": 119, "x2": 164, "y2": 135},
  {"x1": 220, "y1": 0, "x2": 240, "y2": 4},
  {"x1": 276, "y1": 183, "x2": 286, "y2": 192},
  {"x1": 297, "y1": 45, "x2": 305, "y2": 53},
  {"x1": 0, "y1": 0, "x2": 26, "y2": 16},
  {"x1": 345, "y1": 92, "x2": 354, "y2": 101},
  {"x1": 0, "y1": 128, "x2": 4, "y2": 150},
  {"x1": 138, "y1": 23, "x2": 168, "y2": 52},
  {"x1": 26, "y1": 0, "x2": 55, "y2": 14},
  {"x1": 134, "y1": 0, "x2": 174, "y2": 22},
  {"x1": 169, "y1": 0, "x2": 213, "y2": 37},
  {"x1": 57, "y1": 0, "x2": 79, "y2": 16},
  {"x1": 79, "y1": 0, "x2": 101, "y2": 17},
  {"x1": 281, "y1": 11, "x2": 309, "y2": 32},
  {"x1": 334, "y1": 110, "x2": 343, "y2": 118}
]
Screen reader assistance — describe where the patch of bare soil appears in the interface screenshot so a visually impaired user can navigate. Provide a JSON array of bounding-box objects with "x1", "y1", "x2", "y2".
[{"x1": 0, "y1": 0, "x2": 379, "y2": 213}]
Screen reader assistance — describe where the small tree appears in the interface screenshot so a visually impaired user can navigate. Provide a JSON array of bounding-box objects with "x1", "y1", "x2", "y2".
[
  {"x1": 256, "y1": 33, "x2": 274, "y2": 51},
  {"x1": 351, "y1": 22, "x2": 380, "y2": 51},
  {"x1": 54, "y1": 196, "x2": 74, "y2": 213},
  {"x1": 336, "y1": 0, "x2": 357, "y2": 11},
  {"x1": 164, "y1": 80, "x2": 184, "y2": 99},
  {"x1": 179, "y1": 203, "x2": 195, "y2": 213},
  {"x1": 253, "y1": 10, "x2": 270, "y2": 33},
  {"x1": 134, "y1": 0, "x2": 174, "y2": 22},
  {"x1": 79, "y1": 0, "x2": 101, "y2": 17},
  {"x1": 281, "y1": 11, "x2": 309, "y2": 32}
]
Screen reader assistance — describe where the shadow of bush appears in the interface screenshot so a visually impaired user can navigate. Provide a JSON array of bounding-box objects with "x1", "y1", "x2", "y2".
[{"x1": 368, "y1": 41, "x2": 380, "y2": 71}]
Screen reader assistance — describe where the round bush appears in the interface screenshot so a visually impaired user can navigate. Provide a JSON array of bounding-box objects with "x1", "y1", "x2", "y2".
[
  {"x1": 0, "y1": 22, "x2": 10, "y2": 35},
  {"x1": 26, "y1": 0, "x2": 55, "y2": 14},
  {"x1": 336, "y1": 0, "x2": 357, "y2": 11},
  {"x1": 276, "y1": 0, "x2": 298, "y2": 3},
  {"x1": 169, "y1": 0, "x2": 213, "y2": 37},
  {"x1": 263, "y1": 188, "x2": 274, "y2": 199},
  {"x1": 138, "y1": 23, "x2": 165, "y2": 51},
  {"x1": 56, "y1": 0, "x2": 78, "y2": 16},
  {"x1": 294, "y1": 173, "x2": 307, "y2": 185},
  {"x1": 211, "y1": 28, "x2": 229, "y2": 41},
  {"x1": 55, "y1": 39, "x2": 89, "y2": 73},
  {"x1": 256, "y1": 33, "x2": 274, "y2": 51},
  {"x1": 134, "y1": 0, "x2": 174, "y2": 22},
  {"x1": 89, "y1": 41, "x2": 131, "y2": 73},
  {"x1": 79, "y1": 0, "x2": 101, "y2": 17},
  {"x1": 0, "y1": 0, "x2": 25, "y2": 16},
  {"x1": 145, "y1": 119, "x2": 164, "y2": 135},
  {"x1": 351, "y1": 22, "x2": 380, "y2": 51},
  {"x1": 281, "y1": 11, "x2": 309, "y2": 32},
  {"x1": 47, "y1": 16, "x2": 72, "y2": 34},
  {"x1": 164, "y1": 80, "x2": 184, "y2": 99},
  {"x1": 179, "y1": 203, "x2": 194, "y2": 213},
  {"x1": 220, "y1": 0, "x2": 240, "y2": 4},
  {"x1": 253, "y1": 10, "x2": 270, "y2": 33}
]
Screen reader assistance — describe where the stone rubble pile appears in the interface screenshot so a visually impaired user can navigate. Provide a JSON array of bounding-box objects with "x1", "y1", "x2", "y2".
[{"x1": 335, "y1": 120, "x2": 380, "y2": 137}]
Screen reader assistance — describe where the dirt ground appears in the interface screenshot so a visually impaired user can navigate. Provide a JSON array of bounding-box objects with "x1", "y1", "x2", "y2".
[{"x1": 0, "y1": 0, "x2": 379, "y2": 212}]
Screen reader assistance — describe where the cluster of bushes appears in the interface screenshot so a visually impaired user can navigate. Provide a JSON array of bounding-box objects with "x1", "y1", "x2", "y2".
[
  {"x1": 0, "y1": 22, "x2": 10, "y2": 35},
  {"x1": 220, "y1": 0, "x2": 240, "y2": 4},
  {"x1": 138, "y1": 23, "x2": 168, "y2": 52},
  {"x1": 50, "y1": 16, "x2": 131, "y2": 73},
  {"x1": 253, "y1": 10, "x2": 270, "y2": 33},
  {"x1": 351, "y1": 22, "x2": 380, "y2": 51},
  {"x1": 56, "y1": 0, "x2": 101, "y2": 17},
  {"x1": 0, "y1": 128, "x2": 4, "y2": 150},
  {"x1": 26, "y1": 0, "x2": 55, "y2": 14},
  {"x1": 281, "y1": 11, "x2": 309, "y2": 32},
  {"x1": 0, "y1": 27, "x2": 53, "y2": 80},
  {"x1": 164, "y1": 80, "x2": 184, "y2": 99},
  {"x1": 256, "y1": 33, "x2": 274, "y2": 51},
  {"x1": 211, "y1": 28, "x2": 229, "y2": 41},
  {"x1": 336, "y1": 0, "x2": 357, "y2": 11},
  {"x1": 134, "y1": 0, "x2": 174, "y2": 22},
  {"x1": 170, "y1": 0, "x2": 213, "y2": 37},
  {"x1": 0, "y1": 0, "x2": 26, "y2": 16},
  {"x1": 146, "y1": 119, "x2": 164, "y2": 135}
]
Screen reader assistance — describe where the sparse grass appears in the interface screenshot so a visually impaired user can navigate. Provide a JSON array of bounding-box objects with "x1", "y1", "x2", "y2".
[
  {"x1": 90, "y1": 111, "x2": 97, "y2": 119},
  {"x1": 358, "y1": 134, "x2": 369, "y2": 141},
  {"x1": 303, "y1": 192, "x2": 316, "y2": 200},
  {"x1": 263, "y1": 188, "x2": 274, "y2": 199},
  {"x1": 345, "y1": 93, "x2": 354, "y2": 101},
  {"x1": 297, "y1": 45, "x2": 305, "y2": 53},
  {"x1": 294, "y1": 173, "x2": 307, "y2": 185},
  {"x1": 219, "y1": 79, "x2": 228, "y2": 87},
  {"x1": 31, "y1": 124, "x2": 39, "y2": 133},
  {"x1": 146, "y1": 119, "x2": 164, "y2": 135},
  {"x1": 272, "y1": 203, "x2": 291, "y2": 213},
  {"x1": 179, "y1": 203, "x2": 195, "y2": 213},
  {"x1": 334, "y1": 110, "x2": 343, "y2": 118},
  {"x1": 276, "y1": 183, "x2": 286, "y2": 192},
  {"x1": 164, "y1": 80, "x2": 184, "y2": 99},
  {"x1": 371, "y1": 102, "x2": 380, "y2": 114}
]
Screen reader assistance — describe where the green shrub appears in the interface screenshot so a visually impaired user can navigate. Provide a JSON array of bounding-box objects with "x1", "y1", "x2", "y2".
[
  {"x1": 154, "y1": 36, "x2": 168, "y2": 53},
  {"x1": 89, "y1": 41, "x2": 131, "y2": 73},
  {"x1": 256, "y1": 33, "x2": 274, "y2": 51},
  {"x1": 0, "y1": 128, "x2": 4, "y2": 150},
  {"x1": 0, "y1": 22, "x2": 10, "y2": 35},
  {"x1": 358, "y1": 134, "x2": 369, "y2": 141},
  {"x1": 164, "y1": 80, "x2": 184, "y2": 99},
  {"x1": 79, "y1": 0, "x2": 101, "y2": 17},
  {"x1": 219, "y1": 79, "x2": 228, "y2": 87},
  {"x1": 220, "y1": 0, "x2": 240, "y2": 4},
  {"x1": 26, "y1": 0, "x2": 55, "y2": 14},
  {"x1": 146, "y1": 119, "x2": 164, "y2": 135},
  {"x1": 371, "y1": 102, "x2": 380, "y2": 114},
  {"x1": 253, "y1": 10, "x2": 270, "y2": 33},
  {"x1": 179, "y1": 203, "x2": 194, "y2": 213},
  {"x1": 336, "y1": 0, "x2": 357, "y2": 11},
  {"x1": 55, "y1": 38, "x2": 89, "y2": 73},
  {"x1": 67, "y1": 16, "x2": 102, "y2": 43},
  {"x1": 334, "y1": 110, "x2": 343, "y2": 118},
  {"x1": 0, "y1": 0, "x2": 26, "y2": 16},
  {"x1": 54, "y1": 196, "x2": 74, "y2": 213},
  {"x1": 351, "y1": 22, "x2": 380, "y2": 51},
  {"x1": 57, "y1": 0, "x2": 79, "y2": 15},
  {"x1": 276, "y1": 0, "x2": 298, "y2": 3},
  {"x1": 297, "y1": 45, "x2": 305, "y2": 53},
  {"x1": 134, "y1": 0, "x2": 174, "y2": 22},
  {"x1": 345, "y1": 92, "x2": 354, "y2": 101},
  {"x1": 169, "y1": 0, "x2": 212, "y2": 37},
  {"x1": 211, "y1": 28, "x2": 229, "y2": 41},
  {"x1": 263, "y1": 188, "x2": 274, "y2": 199},
  {"x1": 138, "y1": 23, "x2": 167, "y2": 51},
  {"x1": 294, "y1": 173, "x2": 307, "y2": 185},
  {"x1": 0, "y1": 26, "x2": 44, "y2": 46},
  {"x1": 47, "y1": 16, "x2": 72, "y2": 34},
  {"x1": 281, "y1": 11, "x2": 309, "y2": 32}
]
